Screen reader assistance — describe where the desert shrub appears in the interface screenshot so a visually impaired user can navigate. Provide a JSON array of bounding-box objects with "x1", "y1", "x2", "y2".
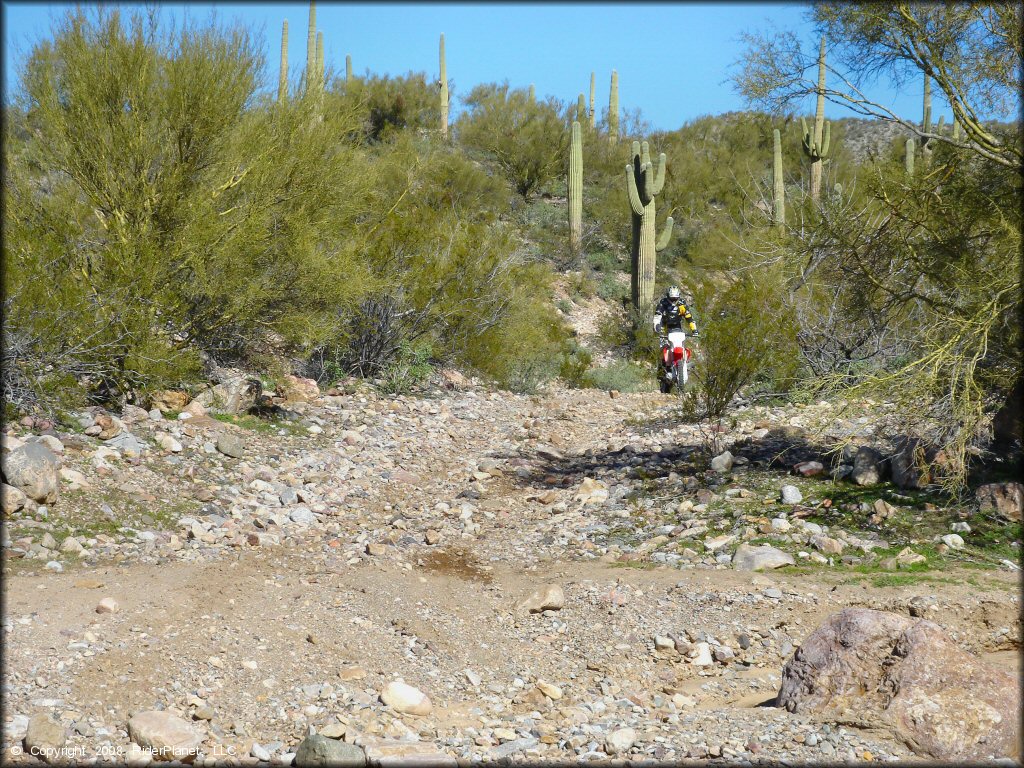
[
  {"x1": 558, "y1": 341, "x2": 593, "y2": 388},
  {"x1": 596, "y1": 274, "x2": 629, "y2": 302},
  {"x1": 457, "y1": 82, "x2": 568, "y2": 198},
  {"x1": 378, "y1": 341, "x2": 435, "y2": 395},
  {"x1": 584, "y1": 360, "x2": 651, "y2": 392},
  {"x1": 688, "y1": 271, "x2": 799, "y2": 421},
  {"x1": 334, "y1": 71, "x2": 441, "y2": 144}
]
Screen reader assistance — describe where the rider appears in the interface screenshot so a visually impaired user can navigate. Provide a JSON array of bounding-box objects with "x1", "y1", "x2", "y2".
[
  {"x1": 653, "y1": 285, "x2": 699, "y2": 380},
  {"x1": 653, "y1": 285, "x2": 699, "y2": 337}
]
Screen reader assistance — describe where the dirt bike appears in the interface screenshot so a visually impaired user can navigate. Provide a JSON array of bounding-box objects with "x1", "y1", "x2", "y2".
[{"x1": 658, "y1": 329, "x2": 695, "y2": 394}]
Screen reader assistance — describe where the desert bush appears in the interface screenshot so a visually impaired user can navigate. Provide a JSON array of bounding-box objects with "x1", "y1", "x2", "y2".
[
  {"x1": 688, "y1": 272, "x2": 800, "y2": 421},
  {"x1": 584, "y1": 360, "x2": 651, "y2": 392}
]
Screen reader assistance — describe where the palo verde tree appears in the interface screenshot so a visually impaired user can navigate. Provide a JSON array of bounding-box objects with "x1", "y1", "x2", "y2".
[
  {"x1": 733, "y1": 3, "x2": 1023, "y2": 489},
  {"x1": 3, "y1": 7, "x2": 374, "y2": 408},
  {"x1": 457, "y1": 82, "x2": 569, "y2": 199}
]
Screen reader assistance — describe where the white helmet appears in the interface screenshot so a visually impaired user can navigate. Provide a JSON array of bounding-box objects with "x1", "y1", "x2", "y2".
[{"x1": 667, "y1": 285, "x2": 682, "y2": 300}]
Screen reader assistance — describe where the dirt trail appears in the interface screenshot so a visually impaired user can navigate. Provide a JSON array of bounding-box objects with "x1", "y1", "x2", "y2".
[{"x1": 3, "y1": 385, "x2": 1019, "y2": 764}]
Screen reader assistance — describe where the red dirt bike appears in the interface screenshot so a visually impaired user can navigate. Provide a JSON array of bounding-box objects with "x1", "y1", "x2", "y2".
[{"x1": 659, "y1": 329, "x2": 695, "y2": 394}]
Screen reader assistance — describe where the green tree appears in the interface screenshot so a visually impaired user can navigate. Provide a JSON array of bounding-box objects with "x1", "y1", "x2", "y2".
[
  {"x1": 457, "y1": 82, "x2": 568, "y2": 198},
  {"x1": 3, "y1": 8, "x2": 373, "y2": 407}
]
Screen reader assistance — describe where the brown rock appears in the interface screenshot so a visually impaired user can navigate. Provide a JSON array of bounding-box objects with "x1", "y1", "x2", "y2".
[
  {"x1": 440, "y1": 368, "x2": 469, "y2": 391},
  {"x1": 150, "y1": 391, "x2": 189, "y2": 412},
  {"x1": 778, "y1": 608, "x2": 1020, "y2": 761},
  {"x1": 976, "y1": 482, "x2": 1023, "y2": 522},
  {"x1": 280, "y1": 375, "x2": 320, "y2": 403}
]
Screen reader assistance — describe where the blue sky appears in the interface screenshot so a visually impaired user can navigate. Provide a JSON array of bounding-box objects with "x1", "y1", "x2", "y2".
[{"x1": 3, "y1": 2, "x2": 943, "y2": 131}]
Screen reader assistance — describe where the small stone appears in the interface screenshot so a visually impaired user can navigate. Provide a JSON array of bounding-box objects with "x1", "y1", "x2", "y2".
[
  {"x1": 215, "y1": 433, "x2": 245, "y2": 458},
  {"x1": 689, "y1": 642, "x2": 713, "y2": 666},
  {"x1": 536, "y1": 680, "x2": 562, "y2": 699},
  {"x1": 60, "y1": 536, "x2": 84, "y2": 554},
  {"x1": 96, "y1": 597, "x2": 119, "y2": 614},
  {"x1": 780, "y1": 485, "x2": 803, "y2": 505},
  {"x1": 365, "y1": 542, "x2": 386, "y2": 556},
  {"x1": 24, "y1": 714, "x2": 65, "y2": 763},
  {"x1": 940, "y1": 533, "x2": 965, "y2": 550},
  {"x1": 319, "y1": 723, "x2": 346, "y2": 739},
  {"x1": 710, "y1": 451, "x2": 733, "y2": 473},
  {"x1": 251, "y1": 742, "x2": 271, "y2": 762},
  {"x1": 793, "y1": 461, "x2": 824, "y2": 477},
  {"x1": 424, "y1": 530, "x2": 441, "y2": 545}
]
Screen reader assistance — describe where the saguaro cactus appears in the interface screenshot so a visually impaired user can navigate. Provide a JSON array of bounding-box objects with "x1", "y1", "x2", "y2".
[
  {"x1": 345, "y1": 54, "x2": 352, "y2": 82},
  {"x1": 801, "y1": 35, "x2": 832, "y2": 202},
  {"x1": 588, "y1": 72, "x2": 596, "y2": 129},
  {"x1": 576, "y1": 93, "x2": 587, "y2": 124},
  {"x1": 316, "y1": 31, "x2": 324, "y2": 87},
  {"x1": 626, "y1": 140, "x2": 673, "y2": 313},
  {"x1": 305, "y1": 1, "x2": 317, "y2": 96},
  {"x1": 905, "y1": 138, "x2": 915, "y2": 176},
  {"x1": 568, "y1": 121, "x2": 583, "y2": 254},
  {"x1": 919, "y1": 74, "x2": 945, "y2": 165},
  {"x1": 278, "y1": 20, "x2": 288, "y2": 101},
  {"x1": 439, "y1": 34, "x2": 449, "y2": 140},
  {"x1": 773, "y1": 128, "x2": 785, "y2": 231},
  {"x1": 528, "y1": 84, "x2": 535, "y2": 103},
  {"x1": 608, "y1": 70, "x2": 619, "y2": 143}
]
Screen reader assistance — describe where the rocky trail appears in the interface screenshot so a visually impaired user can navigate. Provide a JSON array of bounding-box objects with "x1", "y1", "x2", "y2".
[{"x1": 2, "y1": 376, "x2": 1021, "y2": 766}]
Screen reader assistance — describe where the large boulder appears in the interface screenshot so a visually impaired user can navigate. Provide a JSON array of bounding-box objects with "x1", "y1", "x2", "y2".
[
  {"x1": 194, "y1": 368, "x2": 262, "y2": 414},
  {"x1": 890, "y1": 437, "x2": 930, "y2": 490},
  {"x1": 294, "y1": 734, "x2": 365, "y2": 767},
  {"x1": 732, "y1": 543, "x2": 794, "y2": 571},
  {"x1": 280, "y1": 375, "x2": 320, "y2": 403},
  {"x1": 778, "y1": 608, "x2": 1020, "y2": 761},
  {"x1": 976, "y1": 482, "x2": 1023, "y2": 522},
  {"x1": 2, "y1": 442, "x2": 59, "y2": 503}
]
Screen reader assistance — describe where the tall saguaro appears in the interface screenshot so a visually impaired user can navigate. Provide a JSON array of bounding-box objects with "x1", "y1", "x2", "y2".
[
  {"x1": 278, "y1": 20, "x2": 289, "y2": 101},
  {"x1": 626, "y1": 141, "x2": 673, "y2": 313},
  {"x1": 772, "y1": 129, "x2": 785, "y2": 232},
  {"x1": 305, "y1": 1, "x2": 317, "y2": 96},
  {"x1": 316, "y1": 31, "x2": 324, "y2": 87},
  {"x1": 608, "y1": 70, "x2": 619, "y2": 143},
  {"x1": 568, "y1": 121, "x2": 583, "y2": 255},
  {"x1": 346, "y1": 54, "x2": 352, "y2": 82},
  {"x1": 801, "y1": 36, "x2": 832, "y2": 202},
  {"x1": 588, "y1": 72, "x2": 596, "y2": 129},
  {"x1": 439, "y1": 34, "x2": 449, "y2": 140}
]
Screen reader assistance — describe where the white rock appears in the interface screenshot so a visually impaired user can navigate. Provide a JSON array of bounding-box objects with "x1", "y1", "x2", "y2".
[
  {"x1": 380, "y1": 681, "x2": 432, "y2": 715},
  {"x1": 96, "y1": 597, "x2": 119, "y2": 614},
  {"x1": 517, "y1": 584, "x2": 564, "y2": 613},
  {"x1": 127, "y1": 711, "x2": 202, "y2": 761},
  {"x1": 688, "y1": 642, "x2": 714, "y2": 666},
  {"x1": 940, "y1": 533, "x2": 965, "y2": 550},
  {"x1": 605, "y1": 727, "x2": 637, "y2": 754},
  {"x1": 780, "y1": 485, "x2": 803, "y2": 504},
  {"x1": 710, "y1": 451, "x2": 733, "y2": 472}
]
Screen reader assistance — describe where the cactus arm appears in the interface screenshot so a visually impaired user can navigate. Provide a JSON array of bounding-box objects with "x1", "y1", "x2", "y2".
[
  {"x1": 626, "y1": 164, "x2": 645, "y2": 216},
  {"x1": 820, "y1": 121, "x2": 831, "y2": 158},
  {"x1": 801, "y1": 116, "x2": 812, "y2": 153},
  {"x1": 905, "y1": 138, "x2": 915, "y2": 175},
  {"x1": 656, "y1": 217, "x2": 674, "y2": 251},
  {"x1": 650, "y1": 152, "x2": 667, "y2": 196}
]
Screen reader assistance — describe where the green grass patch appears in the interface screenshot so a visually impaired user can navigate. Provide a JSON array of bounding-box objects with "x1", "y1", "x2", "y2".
[{"x1": 211, "y1": 412, "x2": 306, "y2": 436}]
